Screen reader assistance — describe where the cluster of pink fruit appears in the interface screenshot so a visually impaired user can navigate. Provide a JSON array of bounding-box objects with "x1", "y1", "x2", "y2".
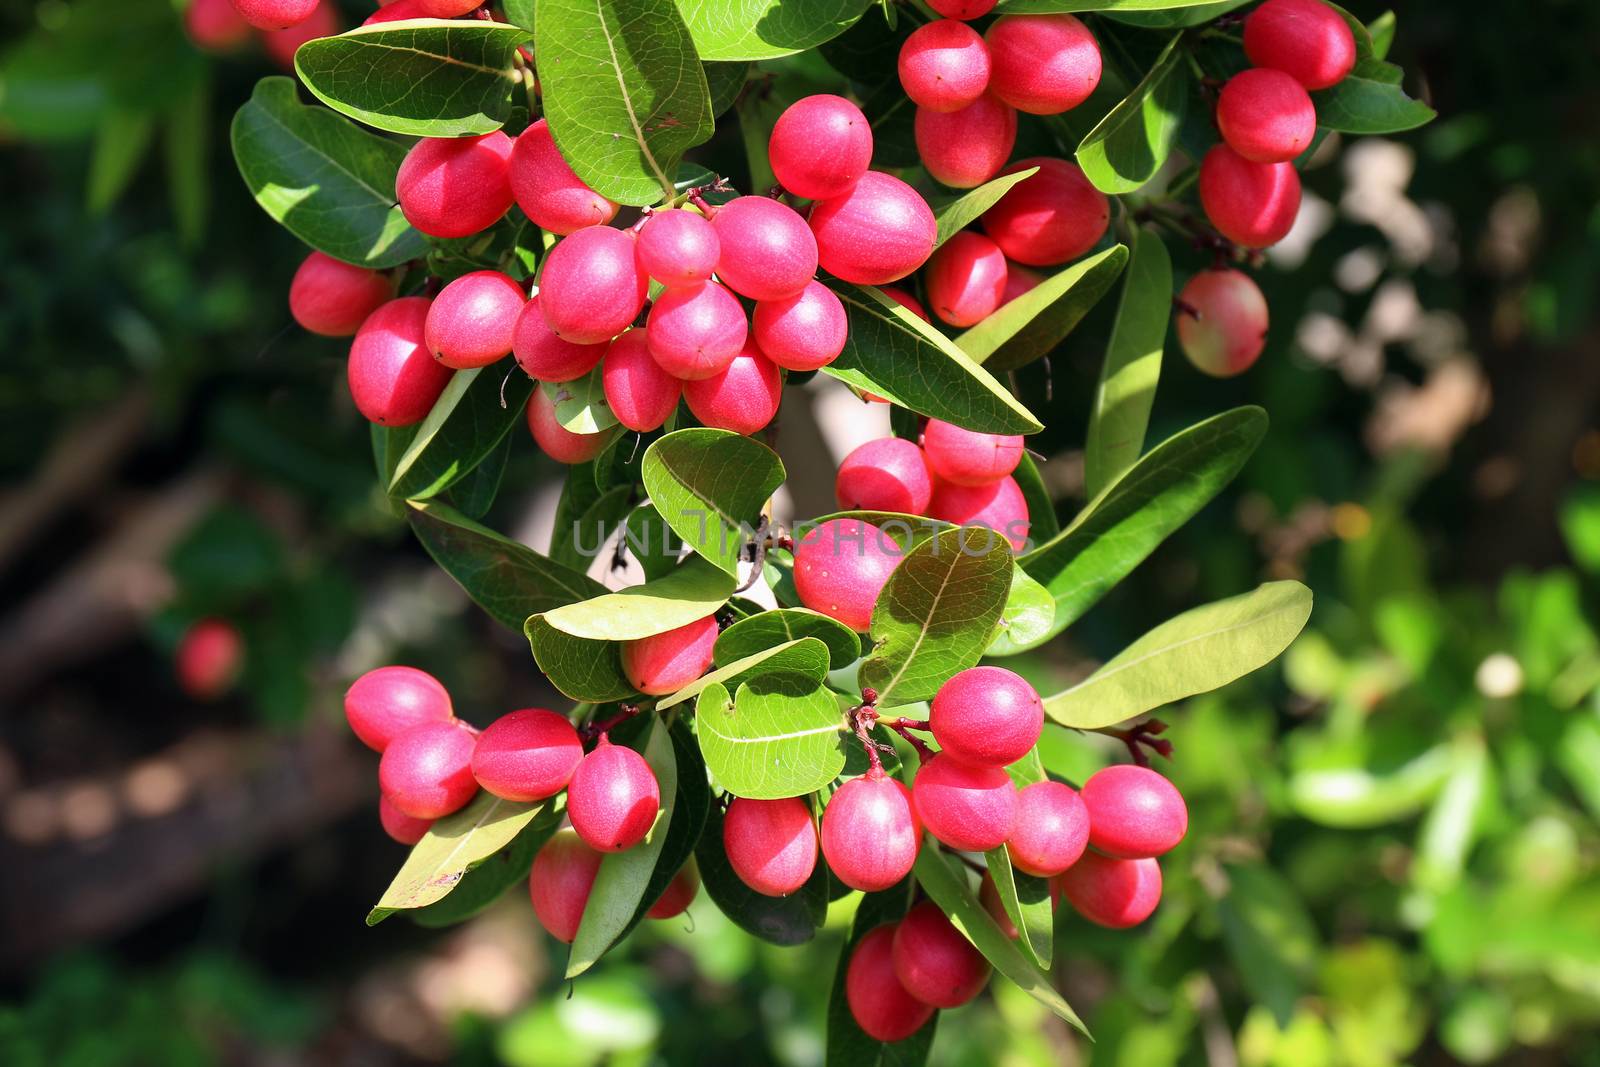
[{"x1": 183, "y1": 0, "x2": 336, "y2": 67}]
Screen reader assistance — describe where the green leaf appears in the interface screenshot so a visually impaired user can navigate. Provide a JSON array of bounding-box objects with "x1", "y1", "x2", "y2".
[
  {"x1": 230, "y1": 76, "x2": 424, "y2": 269},
  {"x1": 656, "y1": 637, "x2": 831, "y2": 710},
  {"x1": 1043, "y1": 580, "x2": 1313, "y2": 729},
  {"x1": 1020, "y1": 406, "x2": 1268, "y2": 649},
  {"x1": 641, "y1": 429, "x2": 786, "y2": 577},
  {"x1": 1311, "y1": 57, "x2": 1435, "y2": 134},
  {"x1": 537, "y1": 0, "x2": 713, "y2": 206},
  {"x1": 957, "y1": 245, "x2": 1128, "y2": 373},
  {"x1": 1076, "y1": 34, "x2": 1186, "y2": 195},
  {"x1": 390, "y1": 359, "x2": 534, "y2": 501},
  {"x1": 984, "y1": 568, "x2": 1057, "y2": 657},
  {"x1": 821, "y1": 282, "x2": 1044, "y2": 434},
  {"x1": 542, "y1": 557, "x2": 734, "y2": 640},
  {"x1": 930, "y1": 167, "x2": 1037, "y2": 249},
  {"x1": 503, "y1": 0, "x2": 534, "y2": 30},
  {"x1": 295, "y1": 21, "x2": 531, "y2": 137},
  {"x1": 1217, "y1": 863, "x2": 1321, "y2": 1025},
  {"x1": 984, "y1": 846, "x2": 1055, "y2": 969},
  {"x1": 550, "y1": 480, "x2": 634, "y2": 574},
  {"x1": 525, "y1": 617, "x2": 638, "y2": 701},
  {"x1": 87, "y1": 110, "x2": 154, "y2": 214},
  {"x1": 825, "y1": 879, "x2": 938, "y2": 1065},
  {"x1": 623, "y1": 503, "x2": 685, "y2": 581},
  {"x1": 697, "y1": 800, "x2": 829, "y2": 944},
  {"x1": 817, "y1": 4, "x2": 909, "y2": 92},
  {"x1": 714, "y1": 608, "x2": 863, "y2": 670},
  {"x1": 542, "y1": 369, "x2": 618, "y2": 435},
  {"x1": 1368, "y1": 11, "x2": 1396, "y2": 60},
  {"x1": 913, "y1": 848, "x2": 1086, "y2": 1035},
  {"x1": 704, "y1": 61, "x2": 750, "y2": 117},
  {"x1": 1102, "y1": 0, "x2": 1250, "y2": 29},
  {"x1": 678, "y1": 0, "x2": 873, "y2": 61},
  {"x1": 696, "y1": 676, "x2": 849, "y2": 799},
  {"x1": 861, "y1": 526, "x2": 1016, "y2": 706},
  {"x1": 413, "y1": 802, "x2": 564, "y2": 927},
  {"x1": 1084, "y1": 227, "x2": 1171, "y2": 498},
  {"x1": 367, "y1": 791, "x2": 552, "y2": 924},
  {"x1": 1012, "y1": 454, "x2": 1059, "y2": 542}
]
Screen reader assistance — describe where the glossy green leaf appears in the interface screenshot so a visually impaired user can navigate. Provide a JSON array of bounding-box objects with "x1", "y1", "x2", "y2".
[
  {"x1": 525, "y1": 617, "x2": 638, "y2": 701},
  {"x1": 704, "y1": 61, "x2": 749, "y2": 116},
  {"x1": 1042, "y1": 580, "x2": 1313, "y2": 729},
  {"x1": 1103, "y1": 0, "x2": 1250, "y2": 27},
  {"x1": 696, "y1": 676, "x2": 849, "y2": 799},
  {"x1": 984, "y1": 846, "x2": 1055, "y2": 970},
  {"x1": 641, "y1": 429, "x2": 785, "y2": 577},
  {"x1": 1013, "y1": 454, "x2": 1060, "y2": 542},
  {"x1": 1312, "y1": 57, "x2": 1436, "y2": 133},
  {"x1": 1084, "y1": 227, "x2": 1171, "y2": 498},
  {"x1": 413, "y1": 801, "x2": 564, "y2": 927},
  {"x1": 1076, "y1": 34, "x2": 1186, "y2": 194},
  {"x1": 541, "y1": 371, "x2": 619, "y2": 435},
  {"x1": 957, "y1": 245, "x2": 1128, "y2": 373},
  {"x1": 390, "y1": 359, "x2": 534, "y2": 501},
  {"x1": 1368, "y1": 11, "x2": 1396, "y2": 60},
  {"x1": 714, "y1": 609, "x2": 863, "y2": 670},
  {"x1": 697, "y1": 800, "x2": 829, "y2": 945},
  {"x1": 623, "y1": 503, "x2": 685, "y2": 581},
  {"x1": 930, "y1": 167, "x2": 1037, "y2": 249},
  {"x1": 656, "y1": 637, "x2": 831, "y2": 710},
  {"x1": 817, "y1": 4, "x2": 909, "y2": 91},
  {"x1": 678, "y1": 0, "x2": 873, "y2": 61},
  {"x1": 825, "y1": 879, "x2": 937, "y2": 1065},
  {"x1": 985, "y1": 568, "x2": 1057, "y2": 657},
  {"x1": 542, "y1": 557, "x2": 734, "y2": 641},
  {"x1": 230, "y1": 77, "x2": 423, "y2": 268}
]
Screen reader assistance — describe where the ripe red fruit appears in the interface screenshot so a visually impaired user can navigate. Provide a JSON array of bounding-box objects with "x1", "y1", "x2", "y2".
[
  {"x1": 415, "y1": 0, "x2": 479, "y2": 17},
  {"x1": 985, "y1": 14, "x2": 1102, "y2": 115},
  {"x1": 647, "y1": 860, "x2": 700, "y2": 919},
  {"x1": 175, "y1": 618, "x2": 243, "y2": 700},
  {"x1": 425, "y1": 270, "x2": 525, "y2": 369},
  {"x1": 229, "y1": 0, "x2": 315, "y2": 31},
  {"x1": 846, "y1": 925, "x2": 935, "y2": 1042},
  {"x1": 289, "y1": 252, "x2": 395, "y2": 338},
  {"x1": 347, "y1": 297, "x2": 453, "y2": 426},
  {"x1": 1000, "y1": 262, "x2": 1043, "y2": 303},
  {"x1": 835, "y1": 437, "x2": 934, "y2": 515},
  {"x1": 881, "y1": 286, "x2": 931, "y2": 323},
  {"x1": 362, "y1": 0, "x2": 429, "y2": 24},
  {"x1": 526, "y1": 386, "x2": 614, "y2": 464},
  {"x1": 602, "y1": 329, "x2": 682, "y2": 432},
  {"x1": 379, "y1": 795, "x2": 433, "y2": 845},
  {"x1": 1056, "y1": 853, "x2": 1162, "y2": 928},
  {"x1": 1176, "y1": 269, "x2": 1269, "y2": 377},
  {"x1": 751, "y1": 280, "x2": 848, "y2": 372},
  {"x1": 928, "y1": 665, "x2": 1043, "y2": 768},
  {"x1": 981, "y1": 157, "x2": 1109, "y2": 266},
  {"x1": 635, "y1": 209, "x2": 720, "y2": 286},
  {"x1": 928, "y1": 475, "x2": 1031, "y2": 551},
  {"x1": 470, "y1": 707, "x2": 583, "y2": 802},
  {"x1": 809, "y1": 172, "x2": 937, "y2": 286},
  {"x1": 539, "y1": 226, "x2": 649, "y2": 344},
  {"x1": 1243, "y1": 0, "x2": 1357, "y2": 90},
  {"x1": 891, "y1": 900, "x2": 991, "y2": 1008},
  {"x1": 509, "y1": 118, "x2": 618, "y2": 235},
  {"x1": 768, "y1": 94, "x2": 873, "y2": 201},
  {"x1": 646, "y1": 281, "x2": 748, "y2": 381},
  {"x1": 913, "y1": 753, "x2": 1017, "y2": 852},
  {"x1": 711, "y1": 197, "x2": 819, "y2": 301},
  {"x1": 529, "y1": 829, "x2": 604, "y2": 942},
  {"x1": 185, "y1": 0, "x2": 252, "y2": 51},
  {"x1": 395, "y1": 132, "x2": 514, "y2": 240},
  {"x1": 1007, "y1": 781, "x2": 1090, "y2": 876},
  {"x1": 793, "y1": 517, "x2": 905, "y2": 631},
  {"x1": 258, "y1": 0, "x2": 337, "y2": 69},
  {"x1": 925, "y1": 232, "x2": 1009, "y2": 326},
  {"x1": 915, "y1": 96, "x2": 1017, "y2": 190},
  {"x1": 681, "y1": 344, "x2": 784, "y2": 436},
  {"x1": 566, "y1": 736, "x2": 662, "y2": 852},
  {"x1": 620, "y1": 616, "x2": 719, "y2": 696},
  {"x1": 1080, "y1": 764, "x2": 1188, "y2": 859},
  {"x1": 512, "y1": 296, "x2": 608, "y2": 383},
  {"x1": 921, "y1": 418, "x2": 1024, "y2": 486},
  {"x1": 927, "y1": 0, "x2": 994, "y2": 17},
  {"x1": 724, "y1": 795, "x2": 819, "y2": 897},
  {"x1": 1217, "y1": 68, "x2": 1317, "y2": 164},
  {"x1": 898, "y1": 20, "x2": 992, "y2": 113},
  {"x1": 344, "y1": 665, "x2": 453, "y2": 752},
  {"x1": 821, "y1": 771, "x2": 921, "y2": 891},
  {"x1": 1198, "y1": 144, "x2": 1301, "y2": 249},
  {"x1": 378, "y1": 720, "x2": 479, "y2": 820}
]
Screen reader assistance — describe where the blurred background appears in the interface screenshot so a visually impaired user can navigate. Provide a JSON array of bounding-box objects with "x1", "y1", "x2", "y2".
[{"x1": 3, "y1": 1, "x2": 1599, "y2": 1064}]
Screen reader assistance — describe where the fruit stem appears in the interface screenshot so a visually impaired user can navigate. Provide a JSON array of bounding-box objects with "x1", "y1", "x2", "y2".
[
  {"x1": 851, "y1": 700, "x2": 895, "y2": 774},
  {"x1": 889, "y1": 721, "x2": 935, "y2": 763},
  {"x1": 1096, "y1": 719, "x2": 1174, "y2": 766},
  {"x1": 582, "y1": 702, "x2": 648, "y2": 744}
]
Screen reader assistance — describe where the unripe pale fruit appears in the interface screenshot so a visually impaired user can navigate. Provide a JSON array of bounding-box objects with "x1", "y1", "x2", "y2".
[
  {"x1": 724, "y1": 795, "x2": 819, "y2": 897},
  {"x1": 362, "y1": 0, "x2": 428, "y2": 24},
  {"x1": 985, "y1": 14, "x2": 1102, "y2": 115},
  {"x1": 566, "y1": 736, "x2": 662, "y2": 852},
  {"x1": 425, "y1": 270, "x2": 525, "y2": 369},
  {"x1": 395, "y1": 132, "x2": 514, "y2": 240},
  {"x1": 1080, "y1": 764, "x2": 1188, "y2": 859},
  {"x1": 1198, "y1": 144, "x2": 1300, "y2": 249},
  {"x1": 415, "y1": 0, "x2": 479, "y2": 17},
  {"x1": 512, "y1": 296, "x2": 608, "y2": 383},
  {"x1": 1217, "y1": 68, "x2": 1317, "y2": 164},
  {"x1": 898, "y1": 20, "x2": 992, "y2": 113},
  {"x1": 881, "y1": 286, "x2": 931, "y2": 323},
  {"x1": 647, "y1": 860, "x2": 700, "y2": 919},
  {"x1": 809, "y1": 172, "x2": 937, "y2": 286},
  {"x1": 1056, "y1": 853, "x2": 1162, "y2": 928},
  {"x1": 258, "y1": 0, "x2": 337, "y2": 69},
  {"x1": 344, "y1": 664, "x2": 454, "y2": 752},
  {"x1": 529, "y1": 829, "x2": 604, "y2": 942},
  {"x1": 1176, "y1": 269, "x2": 1269, "y2": 377},
  {"x1": 929, "y1": 474, "x2": 1030, "y2": 551},
  {"x1": 509, "y1": 119, "x2": 618, "y2": 235},
  {"x1": 229, "y1": 0, "x2": 316, "y2": 31},
  {"x1": 981, "y1": 157, "x2": 1109, "y2": 266},
  {"x1": 185, "y1": 0, "x2": 252, "y2": 51},
  {"x1": 751, "y1": 280, "x2": 848, "y2": 372},
  {"x1": 347, "y1": 297, "x2": 453, "y2": 426},
  {"x1": 602, "y1": 329, "x2": 682, "y2": 432},
  {"x1": 379, "y1": 795, "x2": 433, "y2": 845},
  {"x1": 915, "y1": 97, "x2": 1017, "y2": 190},
  {"x1": 378, "y1": 720, "x2": 479, "y2": 820},
  {"x1": 921, "y1": 418, "x2": 1024, "y2": 486},
  {"x1": 711, "y1": 197, "x2": 819, "y2": 301},
  {"x1": 527, "y1": 386, "x2": 614, "y2": 464},
  {"x1": 289, "y1": 251, "x2": 395, "y2": 337},
  {"x1": 1007, "y1": 781, "x2": 1090, "y2": 876},
  {"x1": 682, "y1": 344, "x2": 783, "y2": 437},
  {"x1": 913, "y1": 753, "x2": 1017, "y2": 852},
  {"x1": 1243, "y1": 0, "x2": 1357, "y2": 90},
  {"x1": 835, "y1": 437, "x2": 933, "y2": 515},
  {"x1": 175, "y1": 618, "x2": 243, "y2": 700},
  {"x1": 635, "y1": 209, "x2": 720, "y2": 286},
  {"x1": 891, "y1": 900, "x2": 991, "y2": 1008},
  {"x1": 768, "y1": 94, "x2": 873, "y2": 201},
  {"x1": 1001, "y1": 262, "x2": 1044, "y2": 303},
  {"x1": 539, "y1": 226, "x2": 649, "y2": 344},
  {"x1": 620, "y1": 616, "x2": 718, "y2": 696},
  {"x1": 928, "y1": 0, "x2": 994, "y2": 17},
  {"x1": 846, "y1": 925, "x2": 935, "y2": 1042},
  {"x1": 821, "y1": 771, "x2": 921, "y2": 891},
  {"x1": 925, "y1": 232, "x2": 1009, "y2": 326},
  {"x1": 646, "y1": 281, "x2": 747, "y2": 381},
  {"x1": 470, "y1": 708, "x2": 583, "y2": 802},
  {"x1": 929, "y1": 665, "x2": 1043, "y2": 768},
  {"x1": 793, "y1": 518, "x2": 904, "y2": 632}
]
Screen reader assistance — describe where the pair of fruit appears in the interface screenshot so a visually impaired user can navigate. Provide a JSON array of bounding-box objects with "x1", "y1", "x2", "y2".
[
  {"x1": 528, "y1": 831, "x2": 700, "y2": 942},
  {"x1": 846, "y1": 902, "x2": 991, "y2": 1041}
]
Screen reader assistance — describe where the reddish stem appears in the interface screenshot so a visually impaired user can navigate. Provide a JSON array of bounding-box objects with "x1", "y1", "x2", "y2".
[{"x1": 1099, "y1": 719, "x2": 1174, "y2": 766}]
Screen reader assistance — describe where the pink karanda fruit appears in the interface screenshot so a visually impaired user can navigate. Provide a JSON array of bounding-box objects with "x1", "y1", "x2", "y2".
[
  {"x1": 509, "y1": 119, "x2": 618, "y2": 235},
  {"x1": 681, "y1": 343, "x2": 784, "y2": 437},
  {"x1": 1007, "y1": 781, "x2": 1091, "y2": 876},
  {"x1": 922, "y1": 418, "x2": 1024, "y2": 486},
  {"x1": 792, "y1": 518, "x2": 905, "y2": 632},
  {"x1": 566, "y1": 736, "x2": 661, "y2": 853},
  {"x1": 1243, "y1": 0, "x2": 1357, "y2": 90},
  {"x1": 414, "y1": 0, "x2": 480, "y2": 16},
  {"x1": 723, "y1": 795, "x2": 819, "y2": 897},
  {"x1": 258, "y1": 0, "x2": 337, "y2": 69},
  {"x1": 346, "y1": 297, "x2": 453, "y2": 426},
  {"x1": 981, "y1": 157, "x2": 1109, "y2": 266},
  {"x1": 1080, "y1": 763, "x2": 1189, "y2": 859},
  {"x1": 378, "y1": 795, "x2": 433, "y2": 845},
  {"x1": 185, "y1": 0, "x2": 252, "y2": 53},
  {"x1": 511, "y1": 296, "x2": 608, "y2": 383},
  {"x1": 1001, "y1": 262, "x2": 1044, "y2": 304},
  {"x1": 835, "y1": 437, "x2": 934, "y2": 515},
  {"x1": 1176, "y1": 269, "x2": 1270, "y2": 378},
  {"x1": 539, "y1": 226, "x2": 649, "y2": 344},
  {"x1": 425, "y1": 270, "x2": 525, "y2": 369},
  {"x1": 928, "y1": 474, "x2": 1031, "y2": 551},
  {"x1": 645, "y1": 280, "x2": 748, "y2": 381},
  {"x1": 821, "y1": 769, "x2": 921, "y2": 891},
  {"x1": 344, "y1": 665, "x2": 454, "y2": 752},
  {"x1": 175, "y1": 618, "x2": 244, "y2": 700},
  {"x1": 985, "y1": 14, "x2": 1102, "y2": 114},
  {"x1": 1056, "y1": 852, "x2": 1163, "y2": 928},
  {"x1": 929, "y1": 665, "x2": 1043, "y2": 767},
  {"x1": 529, "y1": 829, "x2": 604, "y2": 942},
  {"x1": 846, "y1": 924, "x2": 935, "y2": 1042},
  {"x1": 809, "y1": 172, "x2": 937, "y2": 286},
  {"x1": 751, "y1": 280, "x2": 848, "y2": 372},
  {"x1": 924, "y1": 232, "x2": 1010, "y2": 327},
  {"x1": 378, "y1": 720, "x2": 479, "y2": 820},
  {"x1": 635, "y1": 209, "x2": 721, "y2": 286},
  {"x1": 928, "y1": 0, "x2": 995, "y2": 17},
  {"x1": 395, "y1": 132, "x2": 514, "y2": 240},
  {"x1": 526, "y1": 386, "x2": 615, "y2": 464},
  {"x1": 647, "y1": 860, "x2": 700, "y2": 919},
  {"x1": 912, "y1": 753, "x2": 1017, "y2": 852},
  {"x1": 362, "y1": 0, "x2": 430, "y2": 24},
  {"x1": 229, "y1": 0, "x2": 316, "y2": 31},
  {"x1": 915, "y1": 96, "x2": 1018, "y2": 190},
  {"x1": 881, "y1": 286, "x2": 931, "y2": 323},
  {"x1": 470, "y1": 708, "x2": 584, "y2": 802},
  {"x1": 620, "y1": 616, "x2": 719, "y2": 696},
  {"x1": 1216, "y1": 68, "x2": 1318, "y2": 164},
  {"x1": 289, "y1": 251, "x2": 395, "y2": 337},
  {"x1": 602, "y1": 329, "x2": 683, "y2": 432},
  {"x1": 891, "y1": 900, "x2": 992, "y2": 1008},
  {"x1": 1198, "y1": 144, "x2": 1301, "y2": 249},
  {"x1": 709, "y1": 196, "x2": 819, "y2": 301},
  {"x1": 898, "y1": 20, "x2": 992, "y2": 113},
  {"x1": 767, "y1": 94, "x2": 874, "y2": 201}
]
